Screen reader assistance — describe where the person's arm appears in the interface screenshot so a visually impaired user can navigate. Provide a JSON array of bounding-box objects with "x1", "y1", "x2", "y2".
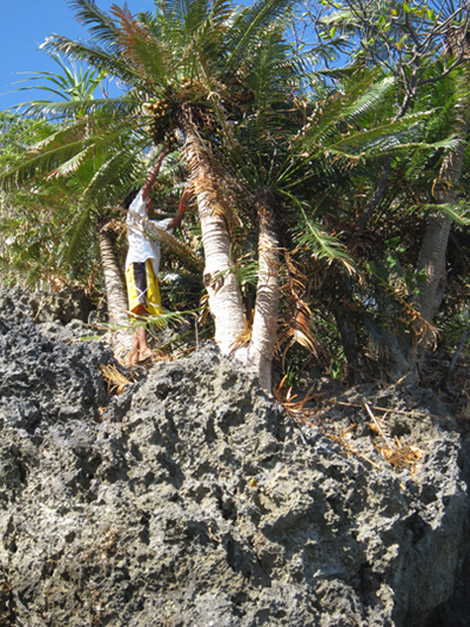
[
  {"x1": 168, "y1": 182, "x2": 194, "y2": 230},
  {"x1": 141, "y1": 145, "x2": 168, "y2": 200}
]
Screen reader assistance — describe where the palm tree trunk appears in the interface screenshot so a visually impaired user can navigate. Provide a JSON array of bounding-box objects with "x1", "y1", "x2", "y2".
[
  {"x1": 98, "y1": 226, "x2": 132, "y2": 356},
  {"x1": 248, "y1": 191, "x2": 280, "y2": 391},
  {"x1": 183, "y1": 123, "x2": 246, "y2": 355}
]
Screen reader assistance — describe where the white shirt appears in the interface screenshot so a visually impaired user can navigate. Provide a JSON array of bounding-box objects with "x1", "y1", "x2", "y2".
[{"x1": 125, "y1": 190, "x2": 173, "y2": 276}]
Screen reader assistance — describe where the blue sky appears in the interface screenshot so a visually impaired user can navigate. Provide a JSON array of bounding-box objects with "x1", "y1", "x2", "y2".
[{"x1": 0, "y1": 0, "x2": 156, "y2": 111}]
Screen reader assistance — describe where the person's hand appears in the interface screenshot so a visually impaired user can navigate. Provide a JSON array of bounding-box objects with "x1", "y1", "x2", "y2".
[{"x1": 179, "y1": 182, "x2": 194, "y2": 210}]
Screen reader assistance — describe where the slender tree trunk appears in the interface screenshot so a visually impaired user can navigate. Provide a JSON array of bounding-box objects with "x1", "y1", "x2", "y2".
[
  {"x1": 183, "y1": 123, "x2": 247, "y2": 355},
  {"x1": 415, "y1": 111, "x2": 468, "y2": 322},
  {"x1": 415, "y1": 34, "x2": 470, "y2": 323},
  {"x1": 98, "y1": 226, "x2": 132, "y2": 357},
  {"x1": 334, "y1": 314, "x2": 364, "y2": 385},
  {"x1": 248, "y1": 191, "x2": 280, "y2": 392},
  {"x1": 415, "y1": 212, "x2": 453, "y2": 322}
]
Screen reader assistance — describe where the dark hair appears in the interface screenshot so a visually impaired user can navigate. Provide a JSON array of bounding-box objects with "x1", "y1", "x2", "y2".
[{"x1": 124, "y1": 188, "x2": 139, "y2": 209}]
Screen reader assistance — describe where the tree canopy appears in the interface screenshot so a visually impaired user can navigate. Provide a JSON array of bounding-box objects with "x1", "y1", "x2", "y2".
[{"x1": 1, "y1": 0, "x2": 469, "y2": 391}]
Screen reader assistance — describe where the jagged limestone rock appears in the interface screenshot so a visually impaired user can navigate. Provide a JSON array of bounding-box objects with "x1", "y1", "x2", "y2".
[{"x1": 0, "y1": 289, "x2": 468, "y2": 626}]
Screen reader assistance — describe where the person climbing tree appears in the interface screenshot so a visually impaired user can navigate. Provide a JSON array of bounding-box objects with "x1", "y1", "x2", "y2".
[{"x1": 125, "y1": 146, "x2": 193, "y2": 365}]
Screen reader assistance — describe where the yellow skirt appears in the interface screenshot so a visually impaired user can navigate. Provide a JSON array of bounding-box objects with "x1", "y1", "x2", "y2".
[{"x1": 125, "y1": 260, "x2": 163, "y2": 316}]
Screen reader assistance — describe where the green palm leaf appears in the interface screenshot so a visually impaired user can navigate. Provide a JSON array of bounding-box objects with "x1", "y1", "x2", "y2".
[
  {"x1": 67, "y1": 0, "x2": 125, "y2": 44},
  {"x1": 44, "y1": 35, "x2": 139, "y2": 85},
  {"x1": 225, "y1": 0, "x2": 294, "y2": 73},
  {"x1": 291, "y1": 202, "x2": 356, "y2": 272}
]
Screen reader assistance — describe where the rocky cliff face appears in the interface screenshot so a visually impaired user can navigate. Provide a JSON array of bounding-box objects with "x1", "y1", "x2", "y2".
[{"x1": 0, "y1": 288, "x2": 468, "y2": 626}]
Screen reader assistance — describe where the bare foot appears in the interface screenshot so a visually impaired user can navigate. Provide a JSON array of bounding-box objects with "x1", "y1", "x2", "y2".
[
  {"x1": 127, "y1": 350, "x2": 139, "y2": 366},
  {"x1": 137, "y1": 349, "x2": 153, "y2": 364}
]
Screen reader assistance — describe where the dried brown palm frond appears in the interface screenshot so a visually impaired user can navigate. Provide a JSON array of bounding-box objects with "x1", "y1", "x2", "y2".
[
  {"x1": 197, "y1": 293, "x2": 211, "y2": 327},
  {"x1": 409, "y1": 308, "x2": 438, "y2": 349},
  {"x1": 110, "y1": 4, "x2": 169, "y2": 78},
  {"x1": 100, "y1": 217, "x2": 126, "y2": 237},
  {"x1": 363, "y1": 401, "x2": 393, "y2": 448},
  {"x1": 277, "y1": 252, "x2": 322, "y2": 363},
  {"x1": 375, "y1": 440, "x2": 426, "y2": 473},
  {"x1": 274, "y1": 380, "x2": 382, "y2": 469},
  {"x1": 229, "y1": 320, "x2": 253, "y2": 351},
  {"x1": 280, "y1": 250, "x2": 309, "y2": 293},
  {"x1": 363, "y1": 401, "x2": 426, "y2": 473},
  {"x1": 147, "y1": 349, "x2": 177, "y2": 362},
  {"x1": 277, "y1": 301, "x2": 320, "y2": 362},
  {"x1": 100, "y1": 363, "x2": 136, "y2": 395},
  {"x1": 274, "y1": 387, "x2": 426, "y2": 473},
  {"x1": 127, "y1": 215, "x2": 203, "y2": 272},
  {"x1": 324, "y1": 428, "x2": 382, "y2": 470},
  {"x1": 273, "y1": 375, "x2": 317, "y2": 418}
]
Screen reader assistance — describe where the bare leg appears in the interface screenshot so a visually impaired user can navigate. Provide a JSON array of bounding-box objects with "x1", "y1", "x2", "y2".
[
  {"x1": 127, "y1": 305, "x2": 152, "y2": 365},
  {"x1": 136, "y1": 325, "x2": 152, "y2": 362},
  {"x1": 127, "y1": 332, "x2": 140, "y2": 366}
]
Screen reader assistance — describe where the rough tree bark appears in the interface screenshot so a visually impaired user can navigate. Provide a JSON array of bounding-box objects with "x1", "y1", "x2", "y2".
[
  {"x1": 183, "y1": 123, "x2": 247, "y2": 355},
  {"x1": 248, "y1": 190, "x2": 280, "y2": 392},
  {"x1": 98, "y1": 225, "x2": 132, "y2": 357}
]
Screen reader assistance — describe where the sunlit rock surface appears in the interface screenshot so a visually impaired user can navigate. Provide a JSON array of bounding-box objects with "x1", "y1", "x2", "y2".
[{"x1": 0, "y1": 287, "x2": 468, "y2": 626}]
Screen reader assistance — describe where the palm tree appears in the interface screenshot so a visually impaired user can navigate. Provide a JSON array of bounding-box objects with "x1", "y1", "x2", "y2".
[
  {"x1": 36, "y1": 0, "x2": 298, "y2": 374},
  {"x1": 225, "y1": 45, "x2": 454, "y2": 386},
  {"x1": 2, "y1": 0, "x2": 447, "y2": 386},
  {"x1": 1, "y1": 53, "x2": 137, "y2": 353}
]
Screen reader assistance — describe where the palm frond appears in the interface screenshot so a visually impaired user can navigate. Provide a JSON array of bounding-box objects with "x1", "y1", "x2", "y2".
[
  {"x1": 14, "y1": 48, "x2": 107, "y2": 103},
  {"x1": 17, "y1": 94, "x2": 135, "y2": 121},
  {"x1": 224, "y1": 0, "x2": 294, "y2": 73},
  {"x1": 109, "y1": 4, "x2": 171, "y2": 86},
  {"x1": 0, "y1": 138, "x2": 91, "y2": 190},
  {"x1": 80, "y1": 145, "x2": 146, "y2": 208},
  {"x1": 329, "y1": 130, "x2": 460, "y2": 161},
  {"x1": 292, "y1": 203, "x2": 356, "y2": 273},
  {"x1": 48, "y1": 145, "x2": 95, "y2": 177},
  {"x1": 63, "y1": 204, "x2": 95, "y2": 269},
  {"x1": 142, "y1": 221, "x2": 204, "y2": 272},
  {"x1": 341, "y1": 76, "x2": 396, "y2": 125},
  {"x1": 67, "y1": 0, "x2": 124, "y2": 43},
  {"x1": 244, "y1": 27, "x2": 297, "y2": 111},
  {"x1": 418, "y1": 201, "x2": 470, "y2": 225},
  {"x1": 43, "y1": 35, "x2": 139, "y2": 84},
  {"x1": 293, "y1": 69, "x2": 386, "y2": 149}
]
